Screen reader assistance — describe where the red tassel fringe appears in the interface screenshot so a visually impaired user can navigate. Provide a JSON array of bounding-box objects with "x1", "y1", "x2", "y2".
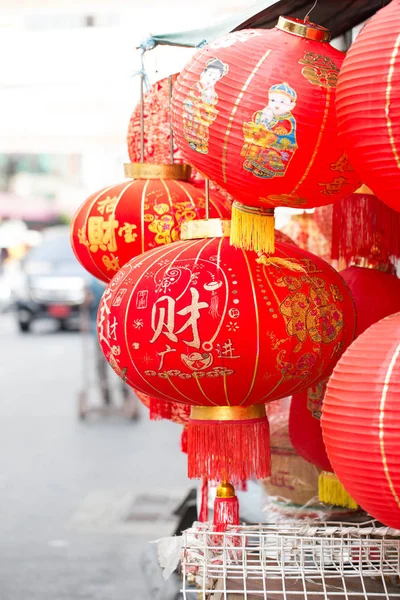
[
  {"x1": 187, "y1": 417, "x2": 271, "y2": 483},
  {"x1": 149, "y1": 397, "x2": 172, "y2": 421},
  {"x1": 180, "y1": 426, "x2": 188, "y2": 454},
  {"x1": 332, "y1": 193, "x2": 400, "y2": 264},
  {"x1": 213, "y1": 496, "x2": 239, "y2": 532},
  {"x1": 199, "y1": 477, "x2": 209, "y2": 522}
]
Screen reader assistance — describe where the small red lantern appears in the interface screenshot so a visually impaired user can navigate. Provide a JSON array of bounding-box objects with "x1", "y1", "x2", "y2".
[
  {"x1": 172, "y1": 19, "x2": 360, "y2": 252},
  {"x1": 322, "y1": 311, "x2": 400, "y2": 529},
  {"x1": 336, "y1": 0, "x2": 400, "y2": 212},
  {"x1": 70, "y1": 168, "x2": 231, "y2": 283},
  {"x1": 290, "y1": 266, "x2": 400, "y2": 498},
  {"x1": 97, "y1": 234, "x2": 355, "y2": 483}
]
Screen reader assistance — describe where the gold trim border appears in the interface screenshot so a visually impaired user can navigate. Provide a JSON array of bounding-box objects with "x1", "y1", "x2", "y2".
[
  {"x1": 124, "y1": 163, "x2": 192, "y2": 181},
  {"x1": 277, "y1": 16, "x2": 331, "y2": 42},
  {"x1": 190, "y1": 404, "x2": 266, "y2": 421}
]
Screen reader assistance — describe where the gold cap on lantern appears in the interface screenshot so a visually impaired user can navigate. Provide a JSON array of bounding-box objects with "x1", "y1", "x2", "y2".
[
  {"x1": 181, "y1": 218, "x2": 231, "y2": 241},
  {"x1": 216, "y1": 481, "x2": 236, "y2": 499},
  {"x1": 277, "y1": 16, "x2": 331, "y2": 42},
  {"x1": 123, "y1": 162, "x2": 192, "y2": 181}
]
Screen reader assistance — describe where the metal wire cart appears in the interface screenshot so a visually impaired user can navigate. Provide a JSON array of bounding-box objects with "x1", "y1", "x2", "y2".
[{"x1": 179, "y1": 521, "x2": 400, "y2": 599}]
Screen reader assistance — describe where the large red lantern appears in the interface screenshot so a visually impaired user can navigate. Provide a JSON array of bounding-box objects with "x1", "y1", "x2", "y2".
[
  {"x1": 172, "y1": 19, "x2": 360, "y2": 252},
  {"x1": 70, "y1": 169, "x2": 231, "y2": 283},
  {"x1": 322, "y1": 311, "x2": 400, "y2": 529},
  {"x1": 97, "y1": 234, "x2": 355, "y2": 483},
  {"x1": 336, "y1": 0, "x2": 400, "y2": 212},
  {"x1": 289, "y1": 266, "x2": 400, "y2": 498}
]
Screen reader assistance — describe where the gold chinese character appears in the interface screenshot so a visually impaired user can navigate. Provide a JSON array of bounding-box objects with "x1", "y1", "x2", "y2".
[
  {"x1": 330, "y1": 153, "x2": 354, "y2": 173},
  {"x1": 318, "y1": 176, "x2": 347, "y2": 196},
  {"x1": 97, "y1": 196, "x2": 118, "y2": 215},
  {"x1": 87, "y1": 216, "x2": 119, "y2": 252},
  {"x1": 77, "y1": 227, "x2": 89, "y2": 246},
  {"x1": 118, "y1": 222, "x2": 138, "y2": 243},
  {"x1": 102, "y1": 254, "x2": 120, "y2": 272}
]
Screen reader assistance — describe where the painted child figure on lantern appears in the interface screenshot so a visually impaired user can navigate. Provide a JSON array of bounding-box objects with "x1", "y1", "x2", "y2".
[
  {"x1": 182, "y1": 57, "x2": 229, "y2": 154},
  {"x1": 241, "y1": 82, "x2": 298, "y2": 178}
]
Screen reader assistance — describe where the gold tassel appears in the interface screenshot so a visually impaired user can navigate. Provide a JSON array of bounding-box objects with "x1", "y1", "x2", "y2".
[
  {"x1": 256, "y1": 255, "x2": 307, "y2": 272},
  {"x1": 318, "y1": 471, "x2": 358, "y2": 510},
  {"x1": 230, "y1": 201, "x2": 275, "y2": 253}
]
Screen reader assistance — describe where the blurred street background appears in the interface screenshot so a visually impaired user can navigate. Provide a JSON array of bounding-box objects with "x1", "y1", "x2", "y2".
[{"x1": 0, "y1": 311, "x2": 189, "y2": 599}]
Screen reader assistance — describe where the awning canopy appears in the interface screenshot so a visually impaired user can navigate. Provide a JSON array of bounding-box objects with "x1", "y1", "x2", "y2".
[{"x1": 148, "y1": 0, "x2": 387, "y2": 49}]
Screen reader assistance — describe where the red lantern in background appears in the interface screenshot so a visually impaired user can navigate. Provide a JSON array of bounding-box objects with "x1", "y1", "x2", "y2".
[
  {"x1": 322, "y1": 312, "x2": 400, "y2": 529},
  {"x1": 97, "y1": 236, "x2": 355, "y2": 483},
  {"x1": 172, "y1": 19, "x2": 360, "y2": 253},
  {"x1": 290, "y1": 266, "x2": 400, "y2": 482},
  {"x1": 127, "y1": 75, "x2": 182, "y2": 167},
  {"x1": 70, "y1": 170, "x2": 231, "y2": 283},
  {"x1": 332, "y1": 185, "x2": 400, "y2": 267},
  {"x1": 126, "y1": 74, "x2": 234, "y2": 201},
  {"x1": 336, "y1": 0, "x2": 400, "y2": 212}
]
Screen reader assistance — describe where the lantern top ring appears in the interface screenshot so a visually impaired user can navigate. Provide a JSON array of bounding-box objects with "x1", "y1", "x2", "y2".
[
  {"x1": 123, "y1": 162, "x2": 192, "y2": 181},
  {"x1": 277, "y1": 16, "x2": 331, "y2": 42}
]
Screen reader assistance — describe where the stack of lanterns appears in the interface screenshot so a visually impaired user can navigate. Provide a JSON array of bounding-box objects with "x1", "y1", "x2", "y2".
[
  {"x1": 69, "y1": 3, "x2": 400, "y2": 531},
  {"x1": 92, "y1": 15, "x2": 363, "y2": 529}
]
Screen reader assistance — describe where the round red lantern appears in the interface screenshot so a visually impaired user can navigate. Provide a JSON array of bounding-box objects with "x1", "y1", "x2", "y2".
[
  {"x1": 70, "y1": 168, "x2": 231, "y2": 282},
  {"x1": 172, "y1": 19, "x2": 360, "y2": 252},
  {"x1": 97, "y1": 233, "x2": 355, "y2": 482},
  {"x1": 336, "y1": 0, "x2": 400, "y2": 212},
  {"x1": 322, "y1": 311, "x2": 400, "y2": 529},
  {"x1": 290, "y1": 266, "x2": 400, "y2": 474}
]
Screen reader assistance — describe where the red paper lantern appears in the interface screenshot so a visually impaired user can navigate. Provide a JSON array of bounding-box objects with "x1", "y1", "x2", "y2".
[
  {"x1": 70, "y1": 172, "x2": 231, "y2": 282},
  {"x1": 290, "y1": 266, "x2": 400, "y2": 473},
  {"x1": 336, "y1": 0, "x2": 400, "y2": 212},
  {"x1": 97, "y1": 237, "x2": 355, "y2": 482},
  {"x1": 322, "y1": 311, "x2": 400, "y2": 528},
  {"x1": 172, "y1": 19, "x2": 360, "y2": 252}
]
